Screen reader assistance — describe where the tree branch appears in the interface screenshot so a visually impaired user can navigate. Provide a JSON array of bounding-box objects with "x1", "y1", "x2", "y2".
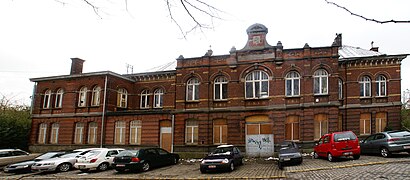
[
  {"x1": 325, "y1": 0, "x2": 410, "y2": 24},
  {"x1": 82, "y1": 0, "x2": 102, "y2": 19}
]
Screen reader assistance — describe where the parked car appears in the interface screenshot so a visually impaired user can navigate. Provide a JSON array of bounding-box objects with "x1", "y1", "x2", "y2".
[
  {"x1": 74, "y1": 148, "x2": 124, "y2": 172},
  {"x1": 31, "y1": 148, "x2": 102, "y2": 172},
  {"x1": 113, "y1": 148, "x2": 179, "y2": 172},
  {"x1": 277, "y1": 141, "x2": 303, "y2": 170},
  {"x1": 0, "y1": 149, "x2": 30, "y2": 166},
  {"x1": 3, "y1": 151, "x2": 66, "y2": 173},
  {"x1": 200, "y1": 144, "x2": 244, "y2": 173},
  {"x1": 360, "y1": 130, "x2": 410, "y2": 157},
  {"x1": 313, "y1": 131, "x2": 361, "y2": 162}
]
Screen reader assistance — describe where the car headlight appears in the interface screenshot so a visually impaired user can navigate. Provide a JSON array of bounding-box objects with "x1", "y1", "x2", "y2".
[
  {"x1": 201, "y1": 160, "x2": 206, "y2": 164},
  {"x1": 43, "y1": 163, "x2": 55, "y2": 166},
  {"x1": 221, "y1": 158, "x2": 229, "y2": 164},
  {"x1": 18, "y1": 165, "x2": 29, "y2": 168}
]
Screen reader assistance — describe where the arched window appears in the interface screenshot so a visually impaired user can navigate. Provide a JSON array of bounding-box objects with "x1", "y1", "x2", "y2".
[
  {"x1": 154, "y1": 88, "x2": 164, "y2": 108},
  {"x1": 186, "y1": 78, "x2": 200, "y2": 101},
  {"x1": 78, "y1": 87, "x2": 87, "y2": 107},
  {"x1": 214, "y1": 76, "x2": 228, "y2": 100},
  {"x1": 114, "y1": 121, "x2": 126, "y2": 144},
  {"x1": 55, "y1": 89, "x2": 64, "y2": 108},
  {"x1": 360, "y1": 76, "x2": 371, "y2": 97},
  {"x1": 140, "y1": 89, "x2": 150, "y2": 109},
  {"x1": 338, "y1": 79, "x2": 343, "y2": 99},
  {"x1": 88, "y1": 122, "x2": 98, "y2": 144},
  {"x1": 376, "y1": 75, "x2": 387, "y2": 97},
  {"x1": 130, "y1": 120, "x2": 142, "y2": 145},
  {"x1": 43, "y1": 90, "x2": 51, "y2": 109},
  {"x1": 50, "y1": 123, "x2": 59, "y2": 144},
  {"x1": 313, "y1": 69, "x2": 328, "y2": 95},
  {"x1": 91, "y1": 86, "x2": 101, "y2": 106},
  {"x1": 38, "y1": 123, "x2": 47, "y2": 144},
  {"x1": 117, "y1": 88, "x2": 128, "y2": 108},
  {"x1": 285, "y1": 71, "x2": 300, "y2": 96},
  {"x1": 245, "y1": 70, "x2": 269, "y2": 98},
  {"x1": 74, "y1": 122, "x2": 84, "y2": 144}
]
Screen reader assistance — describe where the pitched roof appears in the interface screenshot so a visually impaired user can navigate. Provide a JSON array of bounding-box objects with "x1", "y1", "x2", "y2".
[{"x1": 338, "y1": 45, "x2": 384, "y2": 59}]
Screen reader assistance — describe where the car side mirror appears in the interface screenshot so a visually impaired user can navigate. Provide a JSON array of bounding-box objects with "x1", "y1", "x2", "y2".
[{"x1": 315, "y1": 143, "x2": 318, "y2": 146}]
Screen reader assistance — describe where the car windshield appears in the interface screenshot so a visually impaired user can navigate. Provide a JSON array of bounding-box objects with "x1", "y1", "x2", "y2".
[
  {"x1": 36, "y1": 152, "x2": 61, "y2": 160},
  {"x1": 280, "y1": 142, "x2": 294, "y2": 149},
  {"x1": 59, "y1": 151, "x2": 81, "y2": 158},
  {"x1": 388, "y1": 131, "x2": 410, "y2": 137},
  {"x1": 117, "y1": 150, "x2": 139, "y2": 157},
  {"x1": 212, "y1": 147, "x2": 232, "y2": 155},
  {"x1": 82, "y1": 150, "x2": 102, "y2": 157},
  {"x1": 334, "y1": 132, "x2": 357, "y2": 142}
]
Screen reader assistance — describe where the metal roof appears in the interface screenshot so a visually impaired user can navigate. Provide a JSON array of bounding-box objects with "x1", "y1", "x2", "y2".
[{"x1": 338, "y1": 45, "x2": 384, "y2": 59}]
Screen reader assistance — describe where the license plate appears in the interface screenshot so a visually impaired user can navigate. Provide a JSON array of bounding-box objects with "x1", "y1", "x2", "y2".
[
  {"x1": 284, "y1": 158, "x2": 291, "y2": 161},
  {"x1": 116, "y1": 164, "x2": 125, "y2": 167},
  {"x1": 78, "y1": 165, "x2": 86, "y2": 169},
  {"x1": 208, "y1": 165, "x2": 216, "y2": 168},
  {"x1": 404, "y1": 146, "x2": 410, "y2": 149},
  {"x1": 343, "y1": 152, "x2": 352, "y2": 155}
]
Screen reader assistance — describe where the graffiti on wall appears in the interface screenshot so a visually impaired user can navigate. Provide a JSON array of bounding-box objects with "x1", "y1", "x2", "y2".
[{"x1": 247, "y1": 136, "x2": 272, "y2": 150}]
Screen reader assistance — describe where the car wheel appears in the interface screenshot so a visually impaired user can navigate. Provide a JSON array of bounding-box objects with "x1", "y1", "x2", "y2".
[
  {"x1": 313, "y1": 152, "x2": 319, "y2": 159},
  {"x1": 97, "y1": 163, "x2": 109, "y2": 171},
  {"x1": 239, "y1": 158, "x2": 244, "y2": 165},
  {"x1": 229, "y1": 162, "x2": 235, "y2": 172},
  {"x1": 57, "y1": 163, "x2": 71, "y2": 172},
  {"x1": 80, "y1": 169, "x2": 90, "y2": 173},
  {"x1": 142, "y1": 162, "x2": 150, "y2": 172},
  {"x1": 353, "y1": 155, "x2": 360, "y2": 160},
  {"x1": 327, "y1": 153, "x2": 335, "y2": 162},
  {"x1": 278, "y1": 161, "x2": 283, "y2": 170},
  {"x1": 380, "y1": 147, "x2": 391, "y2": 158},
  {"x1": 200, "y1": 168, "x2": 206, "y2": 174},
  {"x1": 299, "y1": 157, "x2": 303, "y2": 164},
  {"x1": 172, "y1": 157, "x2": 179, "y2": 165}
]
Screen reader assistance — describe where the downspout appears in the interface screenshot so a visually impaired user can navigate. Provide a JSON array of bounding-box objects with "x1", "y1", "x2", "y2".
[
  {"x1": 30, "y1": 82, "x2": 37, "y2": 115},
  {"x1": 344, "y1": 61, "x2": 348, "y2": 131},
  {"x1": 171, "y1": 114, "x2": 175, "y2": 152},
  {"x1": 100, "y1": 75, "x2": 108, "y2": 148}
]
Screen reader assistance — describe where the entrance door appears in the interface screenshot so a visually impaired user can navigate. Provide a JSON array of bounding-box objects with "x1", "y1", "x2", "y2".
[
  {"x1": 160, "y1": 120, "x2": 172, "y2": 152},
  {"x1": 245, "y1": 116, "x2": 274, "y2": 157}
]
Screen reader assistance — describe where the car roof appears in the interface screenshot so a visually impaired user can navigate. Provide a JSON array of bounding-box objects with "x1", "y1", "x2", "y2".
[
  {"x1": 0, "y1": 149, "x2": 25, "y2": 152},
  {"x1": 217, "y1": 145, "x2": 234, "y2": 148}
]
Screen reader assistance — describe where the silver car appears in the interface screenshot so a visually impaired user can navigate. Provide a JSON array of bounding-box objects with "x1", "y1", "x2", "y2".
[
  {"x1": 360, "y1": 130, "x2": 410, "y2": 157},
  {"x1": 31, "y1": 148, "x2": 102, "y2": 172}
]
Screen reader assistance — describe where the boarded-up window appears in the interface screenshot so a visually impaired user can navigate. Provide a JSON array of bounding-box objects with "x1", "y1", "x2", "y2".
[
  {"x1": 375, "y1": 112, "x2": 387, "y2": 133},
  {"x1": 88, "y1": 122, "x2": 97, "y2": 144},
  {"x1": 115, "y1": 121, "x2": 126, "y2": 144},
  {"x1": 50, "y1": 123, "x2": 59, "y2": 144},
  {"x1": 130, "y1": 120, "x2": 142, "y2": 145},
  {"x1": 213, "y1": 119, "x2": 227, "y2": 144},
  {"x1": 38, "y1": 123, "x2": 47, "y2": 144},
  {"x1": 285, "y1": 116, "x2": 299, "y2": 141},
  {"x1": 360, "y1": 113, "x2": 371, "y2": 135},
  {"x1": 185, "y1": 120, "x2": 198, "y2": 144},
  {"x1": 314, "y1": 114, "x2": 328, "y2": 140},
  {"x1": 74, "y1": 122, "x2": 84, "y2": 144}
]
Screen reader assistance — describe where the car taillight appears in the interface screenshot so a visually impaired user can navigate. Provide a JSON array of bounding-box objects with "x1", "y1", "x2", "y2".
[
  {"x1": 90, "y1": 158, "x2": 98, "y2": 163},
  {"x1": 388, "y1": 138, "x2": 400, "y2": 142},
  {"x1": 131, "y1": 157, "x2": 140, "y2": 162},
  {"x1": 332, "y1": 144, "x2": 336, "y2": 149}
]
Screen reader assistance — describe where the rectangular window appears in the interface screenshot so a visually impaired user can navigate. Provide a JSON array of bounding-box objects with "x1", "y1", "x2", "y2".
[
  {"x1": 285, "y1": 116, "x2": 299, "y2": 141},
  {"x1": 74, "y1": 123, "x2": 84, "y2": 144},
  {"x1": 130, "y1": 121, "x2": 142, "y2": 145},
  {"x1": 375, "y1": 112, "x2": 387, "y2": 133},
  {"x1": 185, "y1": 121, "x2": 198, "y2": 144},
  {"x1": 50, "y1": 124, "x2": 59, "y2": 144},
  {"x1": 88, "y1": 122, "x2": 97, "y2": 144},
  {"x1": 38, "y1": 123, "x2": 47, "y2": 144},
  {"x1": 294, "y1": 79, "x2": 300, "y2": 96},
  {"x1": 245, "y1": 82, "x2": 253, "y2": 98},
  {"x1": 360, "y1": 113, "x2": 371, "y2": 135},
  {"x1": 314, "y1": 114, "x2": 328, "y2": 139},
  {"x1": 213, "y1": 120, "x2": 227, "y2": 144},
  {"x1": 314, "y1": 77, "x2": 320, "y2": 94},
  {"x1": 115, "y1": 121, "x2": 126, "y2": 144}
]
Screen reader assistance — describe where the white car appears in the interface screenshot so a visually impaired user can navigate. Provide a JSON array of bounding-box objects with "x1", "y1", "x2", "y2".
[
  {"x1": 74, "y1": 148, "x2": 124, "y2": 172},
  {"x1": 31, "y1": 148, "x2": 102, "y2": 172}
]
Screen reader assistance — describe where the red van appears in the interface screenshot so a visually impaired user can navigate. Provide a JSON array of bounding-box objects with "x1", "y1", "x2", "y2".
[{"x1": 313, "y1": 131, "x2": 361, "y2": 162}]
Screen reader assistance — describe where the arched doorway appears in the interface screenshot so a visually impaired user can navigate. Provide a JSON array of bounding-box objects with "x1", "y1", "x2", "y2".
[{"x1": 245, "y1": 115, "x2": 274, "y2": 157}]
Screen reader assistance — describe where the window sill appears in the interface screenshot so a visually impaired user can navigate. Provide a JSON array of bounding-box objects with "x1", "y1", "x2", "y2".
[
  {"x1": 313, "y1": 94, "x2": 329, "y2": 97},
  {"x1": 244, "y1": 97, "x2": 270, "y2": 100},
  {"x1": 285, "y1": 96, "x2": 301, "y2": 98},
  {"x1": 153, "y1": 106, "x2": 163, "y2": 109},
  {"x1": 186, "y1": 100, "x2": 200, "y2": 103},
  {"x1": 213, "y1": 99, "x2": 228, "y2": 102},
  {"x1": 359, "y1": 97, "x2": 372, "y2": 99},
  {"x1": 375, "y1": 96, "x2": 387, "y2": 98}
]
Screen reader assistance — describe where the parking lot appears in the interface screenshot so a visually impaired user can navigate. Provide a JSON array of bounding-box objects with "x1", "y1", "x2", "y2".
[{"x1": 1, "y1": 154, "x2": 410, "y2": 179}]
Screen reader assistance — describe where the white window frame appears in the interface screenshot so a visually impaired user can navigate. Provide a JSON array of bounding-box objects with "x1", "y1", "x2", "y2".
[
  {"x1": 78, "y1": 87, "x2": 87, "y2": 107},
  {"x1": 91, "y1": 86, "x2": 101, "y2": 106},
  {"x1": 214, "y1": 76, "x2": 228, "y2": 100},
  {"x1": 129, "y1": 120, "x2": 142, "y2": 145},
  {"x1": 154, "y1": 88, "x2": 164, "y2": 108},
  {"x1": 38, "y1": 123, "x2": 47, "y2": 144},
  {"x1": 117, "y1": 88, "x2": 128, "y2": 108},
  {"x1": 186, "y1": 78, "x2": 200, "y2": 101},
  {"x1": 185, "y1": 120, "x2": 198, "y2": 144},
  {"x1": 245, "y1": 70, "x2": 269, "y2": 99},
  {"x1": 140, "y1": 89, "x2": 150, "y2": 109},
  {"x1": 360, "y1": 76, "x2": 371, "y2": 97},
  {"x1": 285, "y1": 71, "x2": 300, "y2": 97},
  {"x1": 376, "y1": 75, "x2": 387, "y2": 97},
  {"x1": 87, "y1": 122, "x2": 98, "y2": 144},
  {"x1": 338, "y1": 79, "x2": 343, "y2": 99},
  {"x1": 74, "y1": 122, "x2": 84, "y2": 144},
  {"x1": 43, "y1": 90, "x2": 51, "y2": 109},
  {"x1": 50, "y1": 123, "x2": 59, "y2": 144},
  {"x1": 313, "y1": 69, "x2": 328, "y2": 95},
  {"x1": 55, "y1": 89, "x2": 63, "y2": 108},
  {"x1": 115, "y1": 121, "x2": 126, "y2": 144}
]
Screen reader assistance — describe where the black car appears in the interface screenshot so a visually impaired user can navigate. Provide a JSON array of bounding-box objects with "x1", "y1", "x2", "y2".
[
  {"x1": 3, "y1": 151, "x2": 65, "y2": 173},
  {"x1": 277, "y1": 141, "x2": 303, "y2": 170},
  {"x1": 360, "y1": 130, "x2": 410, "y2": 157},
  {"x1": 200, "y1": 145, "x2": 243, "y2": 173},
  {"x1": 112, "y1": 148, "x2": 179, "y2": 172}
]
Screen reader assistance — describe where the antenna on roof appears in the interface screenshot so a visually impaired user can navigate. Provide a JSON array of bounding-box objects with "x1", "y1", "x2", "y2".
[
  {"x1": 371, "y1": 41, "x2": 374, "y2": 48},
  {"x1": 126, "y1": 63, "x2": 134, "y2": 74}
]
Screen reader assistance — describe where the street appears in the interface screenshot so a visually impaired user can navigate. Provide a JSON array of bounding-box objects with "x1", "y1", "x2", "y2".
[{"x1": 1, "y1": 154, "x2": 410, "y2": 179}]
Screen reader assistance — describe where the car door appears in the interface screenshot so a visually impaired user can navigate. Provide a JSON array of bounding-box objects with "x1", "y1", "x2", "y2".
[
  {"x1": 315, "y1": 137, "x2": 324, "y2": 156},
  {"x1": 361, "y1": 135, "x2": 376, "y2": 154},
  {"x1": 105, "y1": 150, "x2": 120, "y2": 164},
  {"x1": 157, "y1": 148, "x2": 172, "y2": 166},
  {"x1": 321, "y1": 135, "x2": 331, "y2": 156},
  {"x1": 145, "y1": 149, "x2": 160, "y2": 167},
  {"x1": 371, "y1": 134, "x2": 386, "y2": 154},
  {"x1": 233, "y1": 147, "x2": 242, "y2": 165}
]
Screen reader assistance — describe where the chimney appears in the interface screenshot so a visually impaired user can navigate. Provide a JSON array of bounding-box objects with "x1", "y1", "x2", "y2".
[
  {"x1": 370, "y1": 47, "x2": 379, "y2": 52},
  {"x1": 70, "y1": 58, "x2": 85, "y2": 75}
]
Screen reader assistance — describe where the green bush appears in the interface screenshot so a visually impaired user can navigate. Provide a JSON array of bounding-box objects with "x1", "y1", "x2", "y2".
[{"x1": 0, "y1": 104, "x2": 31, "y2": 151}]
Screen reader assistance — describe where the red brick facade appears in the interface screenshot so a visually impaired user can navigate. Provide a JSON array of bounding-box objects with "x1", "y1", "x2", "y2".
[{"x1": 29, "y1": 24, "x2": 407, "y2": 156}]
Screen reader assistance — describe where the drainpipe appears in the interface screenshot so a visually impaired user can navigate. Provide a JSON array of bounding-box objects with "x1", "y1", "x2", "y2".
[
  {"x1": 100, "y1": 75, "x2": 108, "y2": 148},
  {"x1": 30, "y1": 82, "x2": 37, "y2": 115},
  {"x1": 171, "y1": 114, "x2": 175, "y2": 153}
]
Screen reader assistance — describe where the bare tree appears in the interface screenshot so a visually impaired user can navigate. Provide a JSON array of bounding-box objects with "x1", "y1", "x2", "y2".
[{"x1": 325, "y1": 0, "x2": 410, "y2": 24}]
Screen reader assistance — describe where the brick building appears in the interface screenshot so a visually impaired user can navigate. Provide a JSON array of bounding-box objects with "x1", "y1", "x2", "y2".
[{"x1": 29, "y1": 24, "x2": 407, "y2": 157}]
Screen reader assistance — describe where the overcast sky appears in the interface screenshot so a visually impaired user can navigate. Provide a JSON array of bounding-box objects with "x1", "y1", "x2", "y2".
[{"x1": 0, "y1": 0, "x2": 409, "y2": 105}]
